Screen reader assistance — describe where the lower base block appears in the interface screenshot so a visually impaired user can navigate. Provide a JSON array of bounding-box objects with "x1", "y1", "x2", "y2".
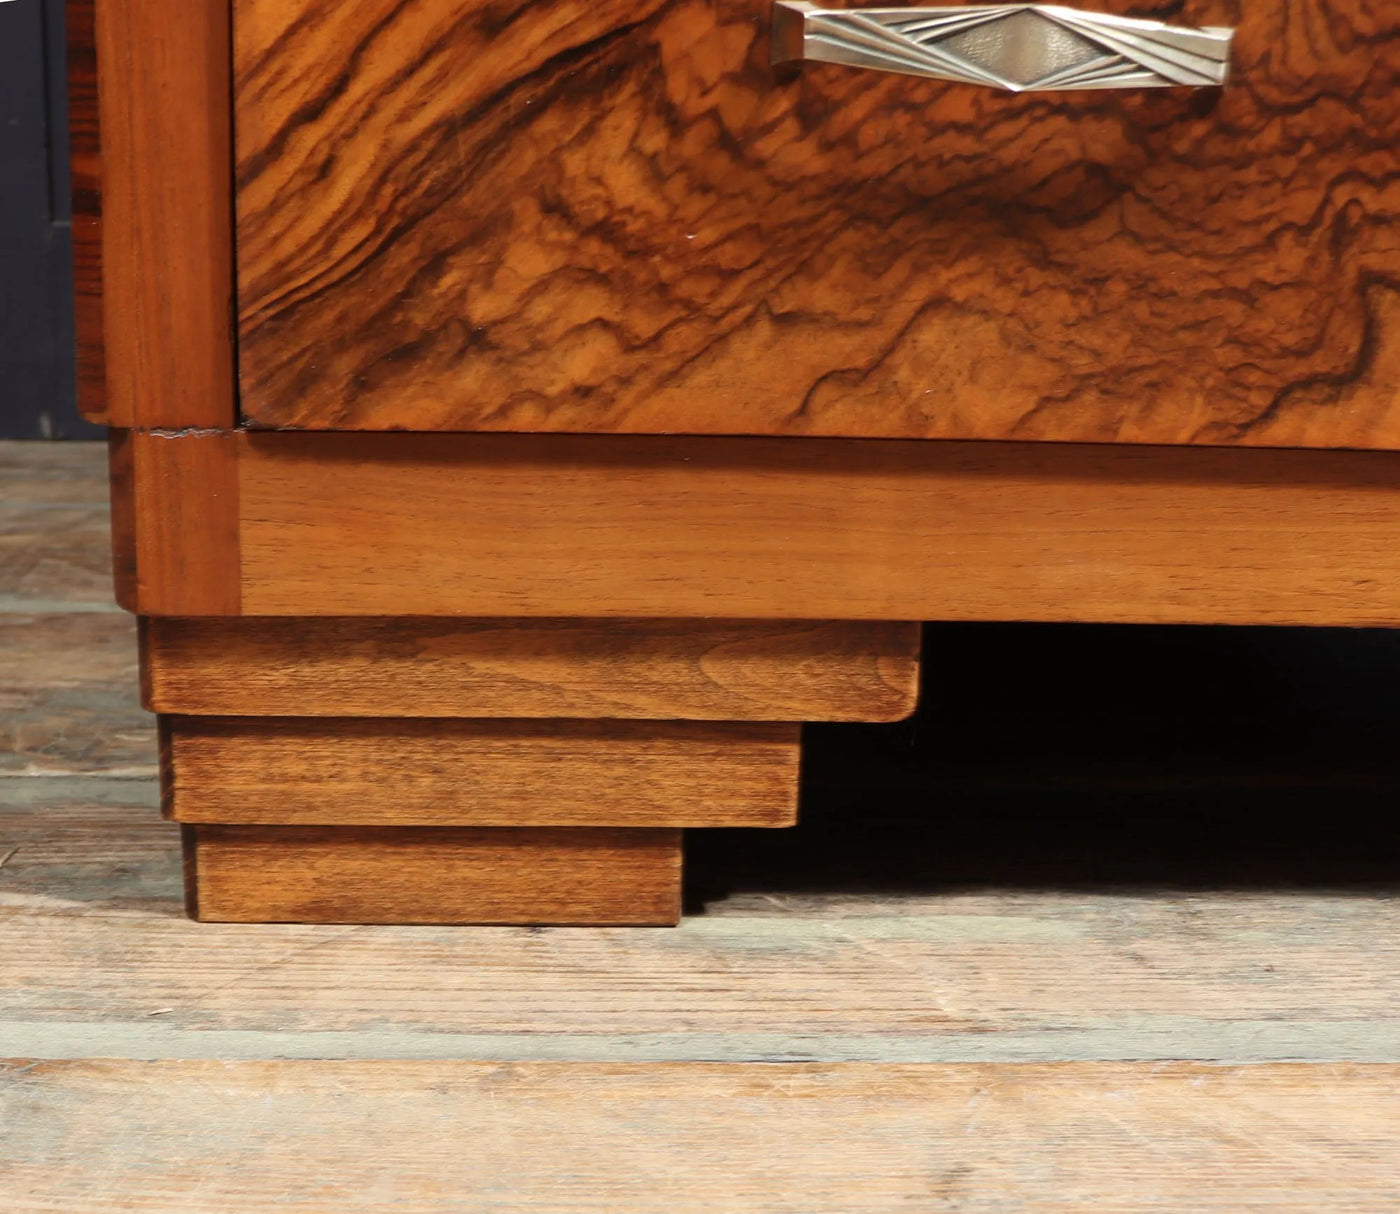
[{"x1": 182, "y1": 825, "x2": 683, "y2": 926}]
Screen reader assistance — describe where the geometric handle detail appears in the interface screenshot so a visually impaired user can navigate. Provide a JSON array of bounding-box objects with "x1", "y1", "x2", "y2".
[{"x1": 771, "y1": 2, "x2": 1234, "y2": 91}]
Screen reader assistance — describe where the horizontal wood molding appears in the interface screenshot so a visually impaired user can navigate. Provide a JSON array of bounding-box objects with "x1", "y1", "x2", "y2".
[
  {"x1": 142, "y1": 617, "x2": 920, "y2": 722},
  {"x1": 94, "y1": 0, "x2": 235, "y2": 428},
  {"x1": 120, "y1": 430, "x2": 1400, "y2": 625},
  {"x1": 162, "y1": 717, "x2": 799, "y2": 828},
  {"x1": 184, "y1": 825, "x2": 683, "y2": 925},
  {"x1": 223, "y1": 431, "x2": 1400, "y2": 626}
]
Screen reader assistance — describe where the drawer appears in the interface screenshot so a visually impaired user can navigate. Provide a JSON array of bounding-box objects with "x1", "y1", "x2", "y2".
[{"x1": 234, "y1": 0, "x2": 1400, "y2": 448}]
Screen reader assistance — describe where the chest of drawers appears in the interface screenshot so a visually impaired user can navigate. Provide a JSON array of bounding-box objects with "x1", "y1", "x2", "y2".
[{"x1": 75, "y1": 0, "x2": 1400, "y2": 923}]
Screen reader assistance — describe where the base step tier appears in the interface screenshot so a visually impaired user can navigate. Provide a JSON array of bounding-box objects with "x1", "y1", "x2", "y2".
[{"x1": 182, "y1": 825, "x2": 683, "y2": 926}]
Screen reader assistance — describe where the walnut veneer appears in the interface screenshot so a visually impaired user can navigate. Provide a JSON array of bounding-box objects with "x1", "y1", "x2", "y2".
[{"x1": 235, "y1": 0, "x2": 1400, "y2": 447}]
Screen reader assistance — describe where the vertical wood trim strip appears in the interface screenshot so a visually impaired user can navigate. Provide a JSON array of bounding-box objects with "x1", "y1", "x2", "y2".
[
  {"x1": 132, "y1": 432, "x2": 242, "y2": 616},
  {"x1": 95, "y1": 0, "x2": 236, "y2": 429},
  {"x1": 67, "y1": 0, "x2": 106, "y2": 424}
]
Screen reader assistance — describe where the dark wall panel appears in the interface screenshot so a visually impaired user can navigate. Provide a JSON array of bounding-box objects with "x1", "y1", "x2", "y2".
[{"x1": 0, "y1": 0, "x2": 99, "y2": 438}]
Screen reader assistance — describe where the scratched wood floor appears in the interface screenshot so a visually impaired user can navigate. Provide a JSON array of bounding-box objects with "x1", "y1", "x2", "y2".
[{"x1": 3, "y1": 440, "x2": 1400, "y2": 1211}]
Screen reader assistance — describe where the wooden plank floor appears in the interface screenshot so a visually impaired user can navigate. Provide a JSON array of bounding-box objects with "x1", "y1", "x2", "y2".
[{"x1": 3, "y1": 441, "x2": 1399, "y2": 1210}]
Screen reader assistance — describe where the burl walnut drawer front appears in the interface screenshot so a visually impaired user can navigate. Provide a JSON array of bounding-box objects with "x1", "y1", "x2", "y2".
[{"x1": 235, "y1": 1, "x2": 1400, "y2": 448}]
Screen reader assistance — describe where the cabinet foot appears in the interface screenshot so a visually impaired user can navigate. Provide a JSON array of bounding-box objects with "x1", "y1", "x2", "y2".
[
  {"x1": 182, "y1": 824, "x2": 683, "y2": 926},
  {"x1": 147, "y1": 614, "x2": 921, "y2": 926}
]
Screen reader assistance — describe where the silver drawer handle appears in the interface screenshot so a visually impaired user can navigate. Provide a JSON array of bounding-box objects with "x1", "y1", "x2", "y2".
[{"x1": 771, "y1": 2, "x2": 1233, "y2": 91}]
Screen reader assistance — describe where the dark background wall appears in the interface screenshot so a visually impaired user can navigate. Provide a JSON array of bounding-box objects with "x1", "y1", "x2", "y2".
[{"x1": 1, "y1": 0, "x2": 100, "y2": 438}]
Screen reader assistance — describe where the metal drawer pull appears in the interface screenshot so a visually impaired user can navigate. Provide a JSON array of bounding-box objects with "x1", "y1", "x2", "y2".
[{"x1": 771, "y1": 2, "x2": 1233, "y2": 91}]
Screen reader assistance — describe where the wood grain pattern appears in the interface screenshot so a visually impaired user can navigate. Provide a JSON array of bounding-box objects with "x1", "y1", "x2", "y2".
[
  {"x1": 0, "y1": 613, "x2": 151, "y2": 778},
  {"x1": 184, "y1": 825, "x2": 683, "y2": 924},
  {"x1": 141, "y1": 617, "x2": 920, "y2": 721},
  {"x1": 237, "y1": 431, "x2": 1400, "y2": 626},
  {"x1": 6, "y1": 1061, "x2": 1400, "y2": 1212},
  {"x1": 0, "y1": 441, "x2": 118, "y2": 610},
  {"x1": 235, "y1": 0, "x2": 1400, "y2": 449},
  {"x1": 96, "y1": 0, "x2": 235, "y2": 429},
  {"x1": 129, "y1": 431, "x2": 240, "y2": 616},
  {"x1": 66, "y1": 0, "x2": 105, "y2": 425},
  {"x1": 9, "y1": 790, "x2": 1400, "y2": 1060},
  {"x1": 0, "y1": 441, "x2": 111, "y2": 508},
  {"x1": 0, "y1": 504, "x2": 118, "y2": 613},
  {"x1": 0, "y1": 506, "x2": 116, "y2": 612},
  {"x1": 161, "y1": 716, "x2": 799, "y2": 827}
]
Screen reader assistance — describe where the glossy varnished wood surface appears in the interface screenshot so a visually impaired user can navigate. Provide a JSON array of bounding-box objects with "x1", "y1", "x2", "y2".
[
  {"x1": 128, "y1": 432, "x2": 240, "y2": 616},
  {"x1": 227, "y1": 432, "x2": 1400, "y2": 626},
  {"x1": 162, "y1": 717, "x2": 799, "y2": 827},
  {"x1": 95, "y1": 0, "x2": 235, "y2": 429},
  {"x1": 236, "y1": 0, "x2": 1400, "y2": 448},
  {"x1": 185, "y1": 825, "x2": 683, "y2": 925},
  {"x1": 142, "y1": 617, "x2": 920, "y2": 721},
  {"x1": 103, "y1": 428, "x2": 1400, "y2": 626}
]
